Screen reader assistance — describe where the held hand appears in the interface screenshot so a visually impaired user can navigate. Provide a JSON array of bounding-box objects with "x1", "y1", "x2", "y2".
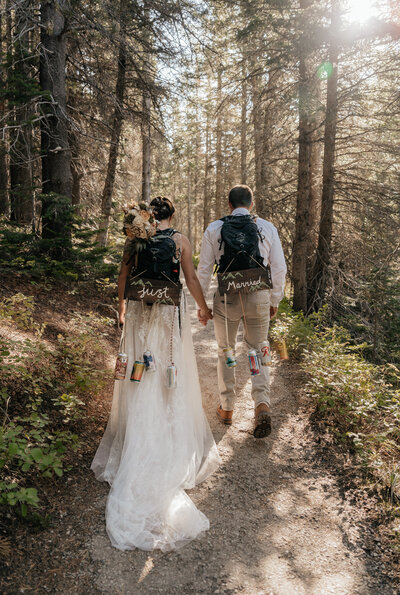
[
  {"x1": 270, "y1": 306, "x2": 278, "y2": 320},
  {"x1": 197, "y1": 308, "x2": 213, "y2": 326},
  {"x1": 197, "y1": 309, "x2": 206, "y2": 326}
]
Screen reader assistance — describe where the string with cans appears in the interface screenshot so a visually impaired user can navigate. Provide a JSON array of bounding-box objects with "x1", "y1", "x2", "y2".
[
  {"x1": 166, "y1": 306, "x2": 178, "y2": 389},
  {"x1": 164, "y1": 234, "x2": 181, "y2": 390},
  {"x1": 238, "y1": 292, "x2": 260, "y2": 376},
  {"x1": 130, "y1": 302, "x2": 157, "y2": 382},
  {"x1": 223, "y1": 293, "x2": 236, "y2": 368},
  {"x1": 114, "y1": 318, "x2": 129, "y2": 380},
  {"x1": 114, "y1": 228, "x2": 182, "y2": 388},
  {"x1": 222, "y1": 290, "x2": 272, "y2": 375}
]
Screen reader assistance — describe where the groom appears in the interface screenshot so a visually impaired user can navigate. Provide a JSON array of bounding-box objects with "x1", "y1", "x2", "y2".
[{"x1": 197, "y1": 184, "x2": 286, "y2": 438}]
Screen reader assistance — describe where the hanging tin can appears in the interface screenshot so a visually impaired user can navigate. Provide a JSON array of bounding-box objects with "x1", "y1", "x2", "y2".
[
  {"x1": 223, "y1": 347, "x2": 237, "y2": 368},
  {"x1": 260, "y1": 340, "x2": 272, "y2": 366},
  {"x1": 114, "y1": 352, "x2": 128, "y2": 380},
  {"x1": 166, "y1": 364, "x2": 177, "y2": 389},
  {"x1": 143, "y1": 350, "x2": 156, "y2": 372},
  {"x1": 276, "y1": 339, "x2": 289, "y2": 360},
  {"x1": 248, "y1": 349, "x2": 260, "y2": 376},
  {"x1": 130, "y1": 361, "x2": 145, "y2": 382}
]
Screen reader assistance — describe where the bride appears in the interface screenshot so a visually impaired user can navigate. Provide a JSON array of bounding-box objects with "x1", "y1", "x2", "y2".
[{"x1": 91, "y1": 196, "x2": 220, "y2": 552}]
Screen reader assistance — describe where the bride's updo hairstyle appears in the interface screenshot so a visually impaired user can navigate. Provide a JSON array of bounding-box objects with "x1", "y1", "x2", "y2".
[{"x1": 150, "y1": 196, "x2": 175, "y2": 221}]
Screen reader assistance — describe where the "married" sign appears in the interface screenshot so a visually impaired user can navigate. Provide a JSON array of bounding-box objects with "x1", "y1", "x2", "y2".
[
  {"x1": 125, "y1": 277, "x2": 182, "y2": 305},
  {"x1": 217, "y1": 267, "x2": 273, "y2": 295}
]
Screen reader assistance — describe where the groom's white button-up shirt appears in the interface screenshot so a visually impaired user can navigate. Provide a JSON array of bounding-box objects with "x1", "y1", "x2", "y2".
[{"x1": 197, "y1": 207, "x2": 287, "y2": 307}]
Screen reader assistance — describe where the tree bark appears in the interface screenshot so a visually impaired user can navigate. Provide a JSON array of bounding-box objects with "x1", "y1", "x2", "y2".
[
  {"x1": 0, "y1": 10, "x2": 9, "y2": 216},
  {"x1": 214, "y1": 67, "x2": 223, "y2": 219},
  {"x1": 141, "y1": 88, "x2": 151, "y2": 204},
  {"x1": 9, "y1": 0, "x2": 34, "y2": 225},
  {"x1": 70, "y1": 126, "x2": 82, "y2": 208},
  {"x1": 40, "y1": 0, "x2": 73, "y2": 243},
  {"x1": 203, "y1": 112, "x2": 211, "y2": 230},
  {"x1": 292, "y1": 44, "x2": 313, "y2": 311},
  {"x1": 67, "y1": 39, "x2": 83, "y2": 208},
  {"x1": 97, "y1": 6, "x2": 127, "y2": 246},
  {"x1": 309, "y1": 33, "x2": 339, "y2": 311},
  {"x1": 259, "y1": 69, "x2": 279, "y2": 220},
  {"x1": 240, "y1": 59, "x2": 247, "y2": 185},
  {"x1": 306, "y1": 80, "x2": 323, "y2": 305},
  {"x1": 187, "y1": 166, "x2": 192, "y2": 245},
  {"x1": 250, "y1": 56, "x2": 264, "y2": 216},
  {"x1": 292, "y1": 0, "x2": 322, "y2": 312}
]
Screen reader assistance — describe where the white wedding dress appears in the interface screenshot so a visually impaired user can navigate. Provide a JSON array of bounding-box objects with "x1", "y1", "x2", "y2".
[{"x1": 91, "y1": 295, "x2": 220, "y2": 552}]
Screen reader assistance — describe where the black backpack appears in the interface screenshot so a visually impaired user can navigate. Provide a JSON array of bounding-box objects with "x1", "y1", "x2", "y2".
[
  {"x1": 218, "y1": 215, "x2": 264, "y2": 273},
  {"x1": 132, "y1": 228, "x2": 180, "y2": 283}
]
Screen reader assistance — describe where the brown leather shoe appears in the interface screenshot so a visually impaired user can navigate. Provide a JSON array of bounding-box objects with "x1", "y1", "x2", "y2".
[
  {"x1": 216, "y1": 406, "x2": 233, "y2": 425},
  {"x1": 253, "y1": 404, "x2": 272, "y2": 438}
]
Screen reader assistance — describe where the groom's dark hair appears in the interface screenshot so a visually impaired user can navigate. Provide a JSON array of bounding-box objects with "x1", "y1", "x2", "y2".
[{"x1": 228, "y1": 185, "x2": 253, "y2": 208}]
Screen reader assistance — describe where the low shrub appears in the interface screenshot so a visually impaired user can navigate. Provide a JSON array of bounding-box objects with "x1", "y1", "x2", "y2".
[
  {"x1": 0, "y1": 293, "x2": 111, "y2": 517},
  {"x1": 273, "y1": 300, "x2": 400, "y2": 501}
]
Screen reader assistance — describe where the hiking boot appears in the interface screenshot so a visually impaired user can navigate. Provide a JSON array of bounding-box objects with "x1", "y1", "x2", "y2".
[
  {"x1": 253, "y1": 404, "x2": 272, "y2": 438},
  {"x1": 216, "y1": 406, "x2": 233, "y2": 426}
]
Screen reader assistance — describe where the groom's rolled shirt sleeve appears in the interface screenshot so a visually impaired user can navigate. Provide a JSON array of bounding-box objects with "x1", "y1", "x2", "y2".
[
  {"x1": 269, "y1": 227, "x2": 287, "y2": 307},
  {"x1": 197, "y1": 228, "x2": 215, "y2": 303}
]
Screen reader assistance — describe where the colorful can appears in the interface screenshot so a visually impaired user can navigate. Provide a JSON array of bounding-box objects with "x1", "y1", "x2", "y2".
[
  {"x1": 130, "y1": 361, "x2": 145, "y2": 382},
  {"x1": 166, "y1": 364, "x2": 177, "y2": 389},
  {"x1": 143, "y1": 350, "x2": 156, "y2": 372},
  {"x1": 223, "y1": 347, "x2": 237, "y2": 368},
  {"x1": 114, "y1": 352, "x2": 128, "y2": 380},
  {"x1": 248, "y1": 348, "x2": 260, "y2": 376},
  {"x1": 260, "y1": 340, "x2": 272, "y2": 366}
]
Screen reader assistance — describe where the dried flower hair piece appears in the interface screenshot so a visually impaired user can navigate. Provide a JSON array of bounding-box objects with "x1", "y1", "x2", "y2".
[{"x1": 122, "y1": 201, "x2": 157, "y2": 242}]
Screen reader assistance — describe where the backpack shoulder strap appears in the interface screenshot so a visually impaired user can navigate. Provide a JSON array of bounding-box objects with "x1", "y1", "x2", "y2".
[
  {"x1": 160, "y1": 227, "x2": 178, "y2": 237},
  {"x1": 218, "y1": 217, "x2": 232, "y2": 249}
]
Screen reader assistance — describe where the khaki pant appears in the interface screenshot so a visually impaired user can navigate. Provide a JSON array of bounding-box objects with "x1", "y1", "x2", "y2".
[{"x1": 213, "y1": 289, "x2": 271, "y2": 411}]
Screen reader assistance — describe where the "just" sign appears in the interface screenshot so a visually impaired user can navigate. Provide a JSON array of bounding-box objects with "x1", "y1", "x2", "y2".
[{"x1": 125, "y1": 277, "x2": 182, "y2": 305}]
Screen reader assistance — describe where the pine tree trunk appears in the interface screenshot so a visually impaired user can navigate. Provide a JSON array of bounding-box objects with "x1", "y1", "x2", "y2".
[
  {"x1": 240, "y1": 59, "x2": 247, "y2": 185},
  {"x1": 292, "y1": 0, "x2": 322, "y2": 312},
  {"x1": 97, "y1": 11, "x2": 127, "y2": 246},
  {"x1": 187, "y1": 167, "x2": 192, "y2": 245},
  {"x1": 0, "y1": 10, "x2": 9, "y2": 216},
  {"x1": 67, "y1": 41, "x2": 83, "y2": 208},
  {"x1": 193, "y1": 113, "x2": 200, "y2": 251},
  {"x1": 70, "y1": 133, "x2": 82, "y2": 208},
  {"x1": 250, "y1": 57, "x2": 264, "y2": 216},
  {"x1": 140, "y1": 0, "x2": 151, "y2": 204},
  {"x1": 309, "y1": 37, "x2": 339, "y2": 311},
  {"x1": 259, "y1": 69, "x2": 278, "y2": 220},
  {"x1": 292, "y1": 47, "x2": 313, "y2": 312},
  {"x1": 214, "y1": 67, "x2": 223, "y2": 218},
  {"x1": 141, "y1": 88, "x2": 151, "y2": 204},
  {"x1": 40, "y1": 0, "x2": 73, "y2": 243},
  {"x1": 203, "y1": 113, "x2": 210, "y2": 230},
  {"x1": 9, "y1": 1, "x2": 34, "y2": 225},
  {"x1": 306, "y1": 80, "x2": 323, "y2": 306}
]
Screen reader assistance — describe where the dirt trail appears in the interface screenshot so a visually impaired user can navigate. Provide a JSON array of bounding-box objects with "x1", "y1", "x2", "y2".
[{"x1": 6, "y1": 295, "x2": 397, "y2": 594}]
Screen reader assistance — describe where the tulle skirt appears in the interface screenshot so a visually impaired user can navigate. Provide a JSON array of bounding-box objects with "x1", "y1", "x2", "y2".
[{"x1": 91, "y1": 296, "x2": 220, "y2": 551}]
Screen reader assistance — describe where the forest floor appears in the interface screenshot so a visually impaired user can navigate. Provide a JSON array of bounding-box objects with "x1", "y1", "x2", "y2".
[{"x1": 2, "y1": 287, "x2": 400, "y2": 594}]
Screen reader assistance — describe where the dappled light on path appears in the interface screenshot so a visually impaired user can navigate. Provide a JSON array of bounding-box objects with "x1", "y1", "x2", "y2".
[{"x1": 85, "y1": 294, "x2": 391, "y2": 594}]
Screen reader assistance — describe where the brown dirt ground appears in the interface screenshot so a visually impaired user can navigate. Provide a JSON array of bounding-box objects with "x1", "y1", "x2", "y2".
[{"x1": 1, "y1": 284, "x2": 400, "y2": 594}]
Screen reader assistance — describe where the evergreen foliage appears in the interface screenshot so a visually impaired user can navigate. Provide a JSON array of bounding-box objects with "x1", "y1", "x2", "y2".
[{"x1": 0, "y1": 217, "x2": 119, "y2": 281}]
